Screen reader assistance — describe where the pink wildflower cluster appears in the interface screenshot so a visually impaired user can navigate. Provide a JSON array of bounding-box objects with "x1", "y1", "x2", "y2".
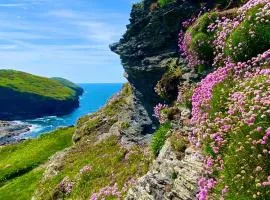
[
  {"x1": 192, "y1": 69, "x2": 270, "y2": 199},
  {"x1": 210, "y1": 0, "x2": 270, "y2": 66},
  {"x1": 89, "y1": 178, "x2": 137, "y2": 200},
  {"x1": 58, "y1": 177, "x2": 74, "y2": 195},
  {"x1": 261, "y1": 176, "x2": 270, "y2": 187},
  {"x1": 178, "y1": 31, "x2": 201, "y2": 67},
  {"x1": 89, "y1": 183, "x2": 121, "y2": 200},
  {"x1": 153, "y1": 103, "x2": 168, "y2": 124},
  {"x1": 191, "y1": 66, "x2": 232, "y2": 125},
  {"x1": 197, "y1": 178, "x2": 216, "y2": 200},
  {"x1": 79, "y1": 164, "x2": 92, "y2": 174}
]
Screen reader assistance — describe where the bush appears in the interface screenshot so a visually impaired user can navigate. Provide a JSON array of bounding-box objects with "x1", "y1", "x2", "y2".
[
  {"x1": 199, "y1": 73, "x2": 270, "y2": 199},
  {"x1": 225, "y1": 6, "x2": 270, "y2": 62},
  {"x1": 151, "y1": 123, "x2": 171, "y2": 157},
  {"x1": 158, "y1": 0, "x2": 175, "y2": 7}
]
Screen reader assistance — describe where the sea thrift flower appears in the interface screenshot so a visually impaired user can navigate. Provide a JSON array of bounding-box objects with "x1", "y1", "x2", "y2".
[
  {"x1": 80, "y1": 164, "x2": 92, "y2": 174},
  {"x1": 153, "y1": 103, "x2": 168, "y2": 124}
]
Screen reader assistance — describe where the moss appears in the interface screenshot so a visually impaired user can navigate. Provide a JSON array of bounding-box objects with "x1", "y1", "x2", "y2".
[
  {"x1": 0, "y1": 127, "x2": 74, "y2": 184},
  {"x1": 170, "y1": 133, "x2": 188, "y2": 154},
  {"x1": 120, "y1": 122, "x2": 131, "y2": 130},
  {"x1": 0, "y1": 70, "x2": 76, "y2": 100},
  {"x1": 225, "y1": 6, "x2": 270, "y2": 62},
  {"x1": 151, "y1": 122, "x2": 171, "y2": 157},
  {"x1": 155, "y1": 59, "x2": 182, "y2": 101},
  {"x1": 34, "y1": 136, "x2": 152, "y2": 200}
]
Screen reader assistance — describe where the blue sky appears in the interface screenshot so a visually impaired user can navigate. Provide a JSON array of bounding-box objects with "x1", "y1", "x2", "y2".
[{"x1": 0, "y1": 0, "x2": 138, "y2": 83}]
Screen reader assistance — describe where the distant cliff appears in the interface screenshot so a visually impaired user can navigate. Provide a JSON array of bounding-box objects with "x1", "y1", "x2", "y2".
[{"x1": 0, "y1": 70, "x2": 83, "y2": 120}]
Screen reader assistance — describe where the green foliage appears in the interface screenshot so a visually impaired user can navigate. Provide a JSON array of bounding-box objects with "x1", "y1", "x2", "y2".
[
  {"x1": 34, "y1": 136, "x2": 152, "y2": 199},
  {"x1": 204, "y1": 75, "x2": 270, "y2": 199},
  {"x1": 187, "y1": 12, "x2": 218, "y2": 70},
  {"x1": 51, "y1": 77, "x2": 83, "y2": 95},
  {"x1": 158, "y1": 0, "x2": 175, "y2": 7},
  {"x1": 151, "y1": 123, "x2": 171, "y2": 157},
  {"x1": 209, "y1": 75, "x2": 235, "y2": 118},
  {"x1": 0, "y1": 168, "x2": 44, "y2": 200},
  {"x1": 0, "y1": 70, "x2": 76, "y2": 100},
  {"x1": 0, "y1": 127, "x2": 74, "y2": 183},
  {"x1": 225, "y1": 6, "x2": 270, "y2": 62}
]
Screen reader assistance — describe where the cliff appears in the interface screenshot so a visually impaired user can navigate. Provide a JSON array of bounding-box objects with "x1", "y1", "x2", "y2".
[
  {"x1": 1, "y1": 0, "x2": 270, "y2": 199},
  {"x1": 0, "y1": 70, "x2": 83, "y2": 120}
]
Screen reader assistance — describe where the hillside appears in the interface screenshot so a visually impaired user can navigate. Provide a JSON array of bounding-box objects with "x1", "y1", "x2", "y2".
[
  {"x1": 0, "y1": 70, "x2": 83, "y2": 120},
  {"x1": 0, "y1": 0, "x2": 269, "y2": 199},
  {"x1": 51, "y1": 77, "x2": 84, "y2": 96}
]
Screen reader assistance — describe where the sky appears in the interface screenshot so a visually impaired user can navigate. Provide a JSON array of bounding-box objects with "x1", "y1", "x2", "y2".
[{"x1": 0, "y1": 0, "x2": 139, "y2": 83}]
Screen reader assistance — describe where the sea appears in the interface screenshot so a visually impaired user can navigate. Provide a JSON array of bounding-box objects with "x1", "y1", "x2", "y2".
[{"x1": 18, "y1": 83, "x2": 123, "y2": 139}]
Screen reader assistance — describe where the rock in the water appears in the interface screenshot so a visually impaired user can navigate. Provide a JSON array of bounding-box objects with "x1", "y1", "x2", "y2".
[{"x1": 0, "y1": 121, "x2": 31, "y2": 145}]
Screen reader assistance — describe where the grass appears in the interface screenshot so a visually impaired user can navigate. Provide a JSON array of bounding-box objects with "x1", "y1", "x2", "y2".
[
  {"x1": 0, "y1": 69, "x2": 76, "y2": 100},
  {"x1": 0, "y1": 168, "x2": 44, "y2": 200},
  {"x1": 0, "y1": 127, "x2": 74, "y2": 184},
  {"x1": 203, "y1": 74, "x2": 270, "y2": 199},
  {"x1": 158, "y1": 0, "x2": 175, "y2": 7},
  {"x1": 187, "y1": 12, "x2": 217, "y2": 70},
  {"x1": 225, "y1": 5, "x2": 270, "y2": 62},
  {"x1": 34, "y1": 136, "x2": 152, "y2": 200},
  {"x1": 151, "y1": 122, "x2": 171, "y2": 157}
]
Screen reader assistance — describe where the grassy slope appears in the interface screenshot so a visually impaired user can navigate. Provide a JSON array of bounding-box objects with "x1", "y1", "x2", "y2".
[
  {"x1": 0, "y1": 127, "x2": 74, "y2": 184},
  {"x1": 51, "y1": 77, "x2": 83, "y2": 94},
  {"x1": 0, "y1": 168, "x2": 44, "y2": 200},
  {"x1": 35, "y1": 136, "x2": 152, "y2": 200},
  {"x1": 0, "y1": 69, "x2": 75, "y2": 100}
]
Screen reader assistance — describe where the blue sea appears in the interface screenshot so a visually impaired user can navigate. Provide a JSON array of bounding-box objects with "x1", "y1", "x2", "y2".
[{"x1": 19, "y1": 83, "x2": 123, "y2": 139}]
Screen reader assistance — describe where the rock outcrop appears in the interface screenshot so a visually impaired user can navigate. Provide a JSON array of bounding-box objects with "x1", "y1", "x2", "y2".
[
  {"x1": 110, "y1": 0, "x2": 204, "y2": 135},
  {"x1": 126, "y1": 143, "x2": 203, "y2": 200},
  {"x1": 0, "y1": 121, "x2": 31, "y2": 145}
]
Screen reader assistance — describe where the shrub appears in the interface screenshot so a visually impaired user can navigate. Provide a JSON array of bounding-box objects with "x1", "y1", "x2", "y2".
[
  {"x1": 151, "y1": 123, "x2": 171, "y2": 157},
  {"x1": 158, "y1": 0, "x2": 175, "y2": 7},
  {"x1": 225, "y1": 5, "x2": 270, "y2": 62}
]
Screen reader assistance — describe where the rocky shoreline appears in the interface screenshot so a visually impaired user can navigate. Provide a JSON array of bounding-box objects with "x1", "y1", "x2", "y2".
[{"x1": 0, "y1": 121, "x2": 31, "y2": 145}]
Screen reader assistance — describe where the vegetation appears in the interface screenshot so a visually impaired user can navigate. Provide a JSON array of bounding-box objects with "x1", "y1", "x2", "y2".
[
  {"x1": 34, "y1": 136, "x2": 152, "y2": 199},
  {"x1": 158, "y1": 0, "x2": 175, "y2": 7},
  {"x1": 51, "y1": 77, "x2": 83, "y2": 95},
  {"x1": 0, "y1": 70, "x2": 76, "y2": 100},
  {"x1": 151, "y1": 122, "x2": 171, "y2": 157},
  {"x1": 155, "y1": 59, "x2": 182, "y2": 101},
  {"x1": 0, "y1": 127, "x2": 74, "y2": 184},
  {"x1": 225, "y1": 6, "x2": 270, "y2": 62},
  {"x1": 0, "y1": 168, "x2": 44, "y2": 200}
]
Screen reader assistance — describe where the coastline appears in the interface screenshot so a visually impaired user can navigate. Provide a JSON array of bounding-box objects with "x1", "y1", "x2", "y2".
[{"x1": 0, "y1": 121, "x2": 31, "y2": 146}]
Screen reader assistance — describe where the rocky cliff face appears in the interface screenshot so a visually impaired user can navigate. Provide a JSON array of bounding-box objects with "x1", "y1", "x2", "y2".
[
  {"x1": 0, "y1": 87, "x2": 80, "y2": 120},
  {"x1": 110, "y1": 0, "x2": 204, "y2": 135}
]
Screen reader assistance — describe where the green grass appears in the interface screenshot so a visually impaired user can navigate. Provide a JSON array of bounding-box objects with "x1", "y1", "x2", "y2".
[
  {"x1": 34, "y1": 136, "x2": 152, "y2": 200},
  {"x1": 51, "y1": 77, "x2": 83, "y2": 95},
  {"x1": 0, "y1": 69, "x2": 76, "y2": 100},
  {"x1": 203, "y1": 74, "x2": 270, "y2": 199},
  {"x1": 186, "y1": 12, "x2": 218, "y2": 70},
  {"x1": 0, "y1": 168, "x2": 44, "y2": 200},
  {"x1": 225, "y1": 6, "x2": 270, "y2": 62},
  {"x1": 151, "y1": 122, "x2": 171, "y2": 157},
  {"x1": 158, "y1": 0, "x2": 175, "y2": 7},
  {"x1": 0, "y1": 127, "x2": 74, "y2": 184}
]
